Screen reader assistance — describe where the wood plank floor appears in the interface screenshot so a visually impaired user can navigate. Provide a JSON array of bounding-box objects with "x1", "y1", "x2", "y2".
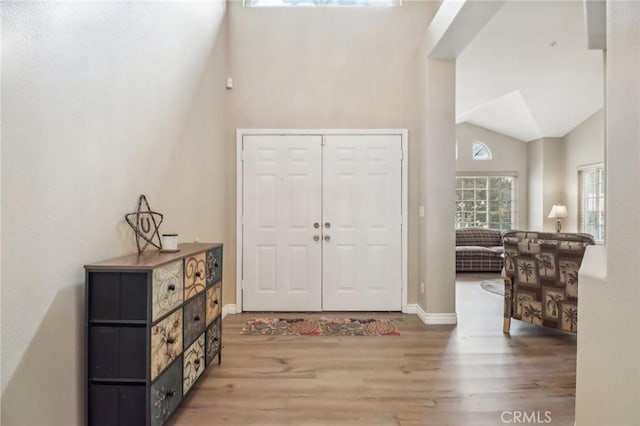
[{"x1": 169, "y1": 273, "x2": 577, "y2": 426}]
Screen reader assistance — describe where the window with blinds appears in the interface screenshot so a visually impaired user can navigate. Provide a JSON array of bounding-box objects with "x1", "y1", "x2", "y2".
[
  {"x1": 578, "y1": 164, "x2": 605, "y2": 243},
  {"x1": 455, "y1": 175, "x2": 516, "y2": 230}
]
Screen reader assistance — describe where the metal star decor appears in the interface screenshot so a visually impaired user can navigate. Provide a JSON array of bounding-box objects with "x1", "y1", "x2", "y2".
[{"x1": 125, "y1": 194, "x2": 164, "y2": 254}]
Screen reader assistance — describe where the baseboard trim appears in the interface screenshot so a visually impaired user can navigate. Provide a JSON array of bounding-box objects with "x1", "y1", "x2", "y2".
[
  {"x1": 403, "y1": 304, "x2": 417, "y2": 314},
  {"x1": 222, "y1": 304, "x2": 237, "y2": 319},
  {"x1": 407, "y1": 304, "x2": 457, "y2": 325}
]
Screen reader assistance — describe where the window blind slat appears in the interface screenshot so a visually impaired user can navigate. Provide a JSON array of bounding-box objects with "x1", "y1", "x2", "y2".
[{"x1": 578, "y1": 165, "x2": 605, "y2": 242}]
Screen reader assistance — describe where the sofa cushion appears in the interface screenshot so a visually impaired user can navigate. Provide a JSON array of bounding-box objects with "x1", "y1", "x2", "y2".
[
  {"x1": 455, "y1": 246, "x2": 504, "y2": 272},
  {"x1": 455, "y1": 228, "x2": 503, "y2": 247},
  {"x1": 456, "y1": 245, "x2": 502, "y2": 257},
  {"x1": 489, "y1": 246, "x2": 504, "y2": 254}
]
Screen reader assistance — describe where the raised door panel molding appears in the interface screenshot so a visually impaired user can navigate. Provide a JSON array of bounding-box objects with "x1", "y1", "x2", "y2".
[
  {"x1": 184, "y1": 252, "x2": 206, "y2": 300},
  {"x1": 183, "y1": 334, "x2": 205, "y2": 395},
  {"x1": 150, "y1": 309, "x2": 183, "y2": 381},
  {"x1": 152, "y1": 260, "x2": 184, "y2": 322},
  {"x1": 206, "y1": 283, "x2": 222, "y2": 326}
]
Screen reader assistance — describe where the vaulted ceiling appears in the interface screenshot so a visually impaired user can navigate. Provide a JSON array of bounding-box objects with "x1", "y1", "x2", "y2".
[{"x1": 456, "y1": 0, "x2": 604, "y2": 142}]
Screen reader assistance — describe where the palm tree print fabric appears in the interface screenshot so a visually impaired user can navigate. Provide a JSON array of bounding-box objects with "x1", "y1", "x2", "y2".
[{"x1": 502, "y1": 231, "x2": 595, "y2": 333}]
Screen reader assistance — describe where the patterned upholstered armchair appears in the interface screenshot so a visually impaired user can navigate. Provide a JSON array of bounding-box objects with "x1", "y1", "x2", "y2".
[{"x1": 502, "y1": 231, "x2": 595, "y2": 334}]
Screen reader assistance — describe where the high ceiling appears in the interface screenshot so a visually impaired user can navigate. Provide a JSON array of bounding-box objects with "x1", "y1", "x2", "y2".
[{"x1": 456, "y1": 0, "x2": 604, "y2": 142}]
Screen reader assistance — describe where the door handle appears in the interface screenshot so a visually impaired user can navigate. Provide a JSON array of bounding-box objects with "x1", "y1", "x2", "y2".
[
  {"x1": 313, "y1": 235, "x2": 320, "y2": 242},
  {"x1": 313, "y1": 222, "x2": 320, "y2": 229},
  {"x1": 324, "y1": 222, "x2": 331, "y2": 229},
  {"x1": 324, "y1": 235, "x2": 330, "y2": 242}
]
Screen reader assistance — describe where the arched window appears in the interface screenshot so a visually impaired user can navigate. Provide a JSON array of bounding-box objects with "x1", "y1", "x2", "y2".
[{"x1": 472, "y1": 141, "x2": 492, "y2": 160}]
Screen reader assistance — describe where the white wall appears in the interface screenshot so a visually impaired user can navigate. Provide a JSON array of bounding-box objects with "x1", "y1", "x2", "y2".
[
  {"x1": 527, "y1": 137, "x2": 565, "y2": 231},
  {"x1": 527, "y1": 110, "x2": 605, "y2": 236},
  {"x1": 527, "y1": 138, "x2": 544, "y2": 230},
  {"x1": 562, "y1": 109, "x2": 604, "y2": 232},
  {"x1": 228, "y1": 0, "x2": 436, "y2": 306},
  {"x1": 456, "y1": 122, "x2": 528, "y2": 229},
  {"x1": 0, "y1": 8, "x2": 3, "y2": 423},
  {"x1": 419, "y1": 55, "x2": 456, "y2": 318},
  {"x1": 542, "y1": 137, "x2": 565, "y2": 231},
  {"x1": 1, "y1": 2, "x2": 228, "y2": 424},
  {"x1": 575, "y1": 1, "x2": 640, "y2": 424}
]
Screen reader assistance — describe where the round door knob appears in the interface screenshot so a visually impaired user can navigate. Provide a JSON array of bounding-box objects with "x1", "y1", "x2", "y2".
[
  {"x1": 313, "y1": 223, "x2": 320, "y2": 229},
  {"x1": 324, "y1": 235, "x2": 330, "y2": 242},
  {"x1": 313, "y1": 235, "x2": 320, "y2": 242},
  {"x1": 325, "y1": 222, "x2": 331, "y2": 228}
]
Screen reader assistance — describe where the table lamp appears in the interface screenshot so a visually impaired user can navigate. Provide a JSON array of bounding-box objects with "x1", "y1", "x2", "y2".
[{"x1": 548, "y1": 204, "x2": 568, "y2": 233}]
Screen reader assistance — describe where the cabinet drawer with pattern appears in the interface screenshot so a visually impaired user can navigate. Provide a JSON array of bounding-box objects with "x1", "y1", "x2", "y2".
[
  {"x1": 184, "y1": 252, "x2": 206, "y2": 300},
  {"x1": 183, "y1": 292, "x2": 205, "y2": 347},
  {"x1": 150, "y1": 356, "x2": 183, "y2": 426},
  {"x1": 183, "y1": 334, "x2": 205, "y2": 395},
  {"x1": 206, "y1": 283, "x2": 222, "y2": 326},
  {"x1": 152, "y1": 260, "x2": 184, "y2": 322},
  {"x1": 151, "y1": 309, "x2": 183, "y2": 381},
  {"x1": 206, "y1": 318, "x2": 221, "y2": 366},
  {"x1": 206, "y1": 246, "x2": 223, "y2": 286}
]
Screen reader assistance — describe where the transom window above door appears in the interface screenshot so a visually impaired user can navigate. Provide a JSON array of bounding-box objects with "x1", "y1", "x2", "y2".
[
  {"x1": 455, "y1": 175, "x2": 516, "y2": 230},
  {"x1": 245, "y1": 0, "x2": 400, "y2": 7}
]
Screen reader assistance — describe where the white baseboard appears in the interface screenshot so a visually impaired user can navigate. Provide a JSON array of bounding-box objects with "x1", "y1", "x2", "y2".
[
  {"x1": 222, "y1": 304, "x2": 237, "y2": 319},
  {"x1": 407, "y1": 304, "x2": 457, "y2": 325},
  {"x1": 403, "y1": 304, "x2": 417, "y2": 314}
]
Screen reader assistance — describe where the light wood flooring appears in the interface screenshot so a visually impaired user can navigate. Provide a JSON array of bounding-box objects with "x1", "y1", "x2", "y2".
[{"x1": 169, "y1": 273, "x2": 577, "y2": 426}]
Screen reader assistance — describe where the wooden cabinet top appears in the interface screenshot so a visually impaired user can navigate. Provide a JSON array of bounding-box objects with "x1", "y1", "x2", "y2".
[{"x1": 85, "y1": 243, "x2": 222, "y2": 270}]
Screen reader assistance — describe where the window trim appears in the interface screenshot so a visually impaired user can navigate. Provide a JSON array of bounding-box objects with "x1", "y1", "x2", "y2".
[{"x1": 578, "y1": 163, "x2": 605, "y2": 243}]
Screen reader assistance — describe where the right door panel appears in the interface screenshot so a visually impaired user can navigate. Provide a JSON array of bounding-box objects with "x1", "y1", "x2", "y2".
[{"x1": 322, "y1": 135, "x2": 402, "y2": 311}]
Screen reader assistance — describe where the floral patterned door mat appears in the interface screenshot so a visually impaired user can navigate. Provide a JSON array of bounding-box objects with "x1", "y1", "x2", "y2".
[{"x1": 240, "y1": 317, "x2": 400, "y2": 336}]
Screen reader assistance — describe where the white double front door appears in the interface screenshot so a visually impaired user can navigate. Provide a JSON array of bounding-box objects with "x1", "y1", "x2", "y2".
[{"x1": 241, "y1": 133, "x2": 402, "y2": 311}]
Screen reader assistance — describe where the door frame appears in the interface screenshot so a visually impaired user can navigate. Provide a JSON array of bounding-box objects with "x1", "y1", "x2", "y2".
[{"x1": 236, "y1": 129, "x2": 409, "y2": 313}]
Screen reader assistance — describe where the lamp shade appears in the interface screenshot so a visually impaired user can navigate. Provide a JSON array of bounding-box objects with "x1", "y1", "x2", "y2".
[{"x1": 548, "y1": 204, "x2": 568, "y2": 219}]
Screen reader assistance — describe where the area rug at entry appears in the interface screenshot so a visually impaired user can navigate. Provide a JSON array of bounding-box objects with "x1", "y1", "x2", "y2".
[
  {"x1": 241, "y1": 318, "x2": 400, "y2": 336},
  {"x1": 480, "y1": 278, "x2": 505, "y2": 296}
]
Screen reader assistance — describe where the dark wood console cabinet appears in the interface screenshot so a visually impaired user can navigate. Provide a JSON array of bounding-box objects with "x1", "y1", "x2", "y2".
[{"x1": 85, "y1": 243, "x2": 223, "y2": 426}]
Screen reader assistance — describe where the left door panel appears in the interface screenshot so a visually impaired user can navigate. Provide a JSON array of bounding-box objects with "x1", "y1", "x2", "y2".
[{"x1": 242, "y1": 135, "x2": 323, "y2": 311}]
